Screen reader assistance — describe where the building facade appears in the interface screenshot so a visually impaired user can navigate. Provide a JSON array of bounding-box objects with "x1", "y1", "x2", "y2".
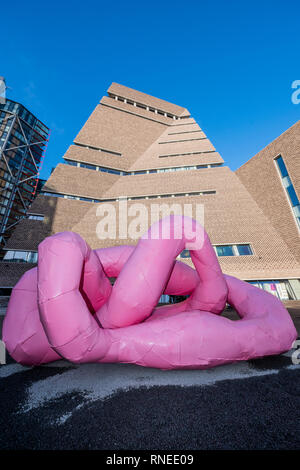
[
  {"x1": 0, "y1": 98, "x2": 49, "y2": 252},
  {"x1": 236, "y1": 122, "x2": 300, "y2": 262},
  {"x1": 0, "y1": 83, "x2": 299, "y2": 301}
]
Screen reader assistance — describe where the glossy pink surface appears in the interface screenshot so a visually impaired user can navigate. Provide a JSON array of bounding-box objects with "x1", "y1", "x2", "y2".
[{"x1": 2, "y1": 216, "x2": 297, "y2": 368}]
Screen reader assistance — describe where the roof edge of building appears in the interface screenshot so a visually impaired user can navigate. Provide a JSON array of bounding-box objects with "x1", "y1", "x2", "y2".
[{"x1": 236, "y1": 119, "x2": 300, "y2": 173}]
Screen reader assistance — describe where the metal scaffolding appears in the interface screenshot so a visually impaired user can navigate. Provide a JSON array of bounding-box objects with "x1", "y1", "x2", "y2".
[{"x1": 0, "y1": 99, "x2": 49, "y2": 250}]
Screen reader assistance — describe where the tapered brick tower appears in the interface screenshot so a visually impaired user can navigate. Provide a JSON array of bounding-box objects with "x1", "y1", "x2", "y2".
[{"x1": 1, "y1": 83, "x2": 300, "y2": 301}]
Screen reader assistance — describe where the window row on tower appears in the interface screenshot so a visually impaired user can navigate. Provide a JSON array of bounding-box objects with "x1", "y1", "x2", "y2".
[
  {"x1": 41, "y1": 190, "x2": 217, "y2": 203},
  {"x1": 64, "y1": 158, "x2": 222, "y2": 175},
  {"x1": 107, "y1": 93, "x2": 189, "y2": 121}
]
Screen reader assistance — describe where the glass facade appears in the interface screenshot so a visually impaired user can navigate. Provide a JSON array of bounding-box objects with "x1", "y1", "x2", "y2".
[
  {"x1": 159, "y1": 279, "x2": 300, "y2": 303},
  {"x1": 0, "y1": 99, "x2": 49, "y2": 249},
  {"x1": 249, "y1": 279, "x2": 299, "y2": 301},
  {"x1": 275, "y1": 155, "x2": 300, "y2": 229}
]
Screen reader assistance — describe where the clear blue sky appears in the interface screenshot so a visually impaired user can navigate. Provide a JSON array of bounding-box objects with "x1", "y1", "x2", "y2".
[{"x1": 2, "y1": 0, "x2": 300, "y2": 179}]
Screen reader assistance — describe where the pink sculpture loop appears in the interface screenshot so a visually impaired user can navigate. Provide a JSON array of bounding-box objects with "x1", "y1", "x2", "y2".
[{"x1": 2, "y1": 216, "x2": 297, "y2": 369}]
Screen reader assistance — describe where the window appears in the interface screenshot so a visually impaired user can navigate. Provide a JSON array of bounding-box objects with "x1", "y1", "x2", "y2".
[
  {"x1": 27, "y1": 252, "x2": 38, "y2": 263},
  {"x1": 28, "y1": 214, "x2": 44, "y2": 220},
  {"x1": 159, "y1": 294, "x2": 170, "y2": 304},
  {"x1": 3, "y1": 251, "x2": 14, "y2": 261},
  {"x1": 236, "y1": 244, "x2": 253, "y2": 255},
  {"x1": 63, "y1": 160, "x2": 223, "y2": 176},
  {"x1": 74, "y1": 142, "x2": 122, "y2": 156},
  {"x1": 215, "y1": 244, "x2": 253, "y2": 256},
  {"x1": 286, "y1": 183, "x2": 299, "y2": 207},
  {"x1": 66, "y1": 160, "x2": 77, "y2": 167},
  {"x1": 275, "y1": 155, "x2": 300, "y2": 229},
  {"x1": 216, "y1": 245, "x2": 234, "y2": 257},
  {"x1": 179, "y1": 244, "x2": 253, "y2": 258},
  {"x1": 42, "y1": 189, "x2": 216, "y2": 203},
  {"x1": 180, "y1": 249, "x2": 190, "y2": 258},
  {"x1": 43, "y1": 191, "x2": 65, "y2": 198},
  {"x1": 3, "y1": 250, "x2": 38, "y2": 263},
  {"x1": 81, "y1": 162, "x2": 96, "y2": 170},
  {"x1": 159, "y1": 150, "x2": 215, "y2": 158},
  {"x1": 276, "y1": 157, "x2": 288, "y2": 178},
  {"x1": 12, "y1": 251, "x2": 29, "y2": 262},
  {"x1": 107, "y1": 95, "x2": 180, "y2": 120}
]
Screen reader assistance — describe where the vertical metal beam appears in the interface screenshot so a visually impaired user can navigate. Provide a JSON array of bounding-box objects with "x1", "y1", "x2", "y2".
[
  {"x1": 0, "y1": 114, "x2": 17, "y2": 239},
  {"x1": 1, "y1": 124, "x2": 31, "y2": 234}
]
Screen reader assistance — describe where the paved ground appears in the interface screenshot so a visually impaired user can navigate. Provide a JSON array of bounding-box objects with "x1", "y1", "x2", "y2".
[
  {"x1": 0, "y1": 303, "x2": 299, "y2": 450},
  {"x1": 0, "y1": 348, "x2": 299, "y2": 449}
]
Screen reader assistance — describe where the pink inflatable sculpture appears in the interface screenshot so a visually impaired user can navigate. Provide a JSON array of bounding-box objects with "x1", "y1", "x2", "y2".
[{"x1": 2, "y1": 216, "x2": 297, "y2": 369}]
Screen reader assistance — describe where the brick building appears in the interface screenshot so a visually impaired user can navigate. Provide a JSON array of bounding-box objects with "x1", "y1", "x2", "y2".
[{"x1": 0, "y1": 83, "x2": 299, "y2": 301}]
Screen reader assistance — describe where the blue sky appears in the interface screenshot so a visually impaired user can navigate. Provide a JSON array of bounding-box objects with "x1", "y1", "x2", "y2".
[{"x1": 2, "y1": 0, "x2": 300, "y2": 179}]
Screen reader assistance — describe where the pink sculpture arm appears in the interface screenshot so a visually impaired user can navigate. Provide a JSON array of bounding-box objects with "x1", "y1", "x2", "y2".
[
  {"x1": 2, "y1": 216, "x2": 297, "y2": 369},
  {"x1": 95, "y1": 245, "x2": 198, "y2": 296},
  {"x1": 96, "y1": 216, "x2": 227, "y2": 328}
]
